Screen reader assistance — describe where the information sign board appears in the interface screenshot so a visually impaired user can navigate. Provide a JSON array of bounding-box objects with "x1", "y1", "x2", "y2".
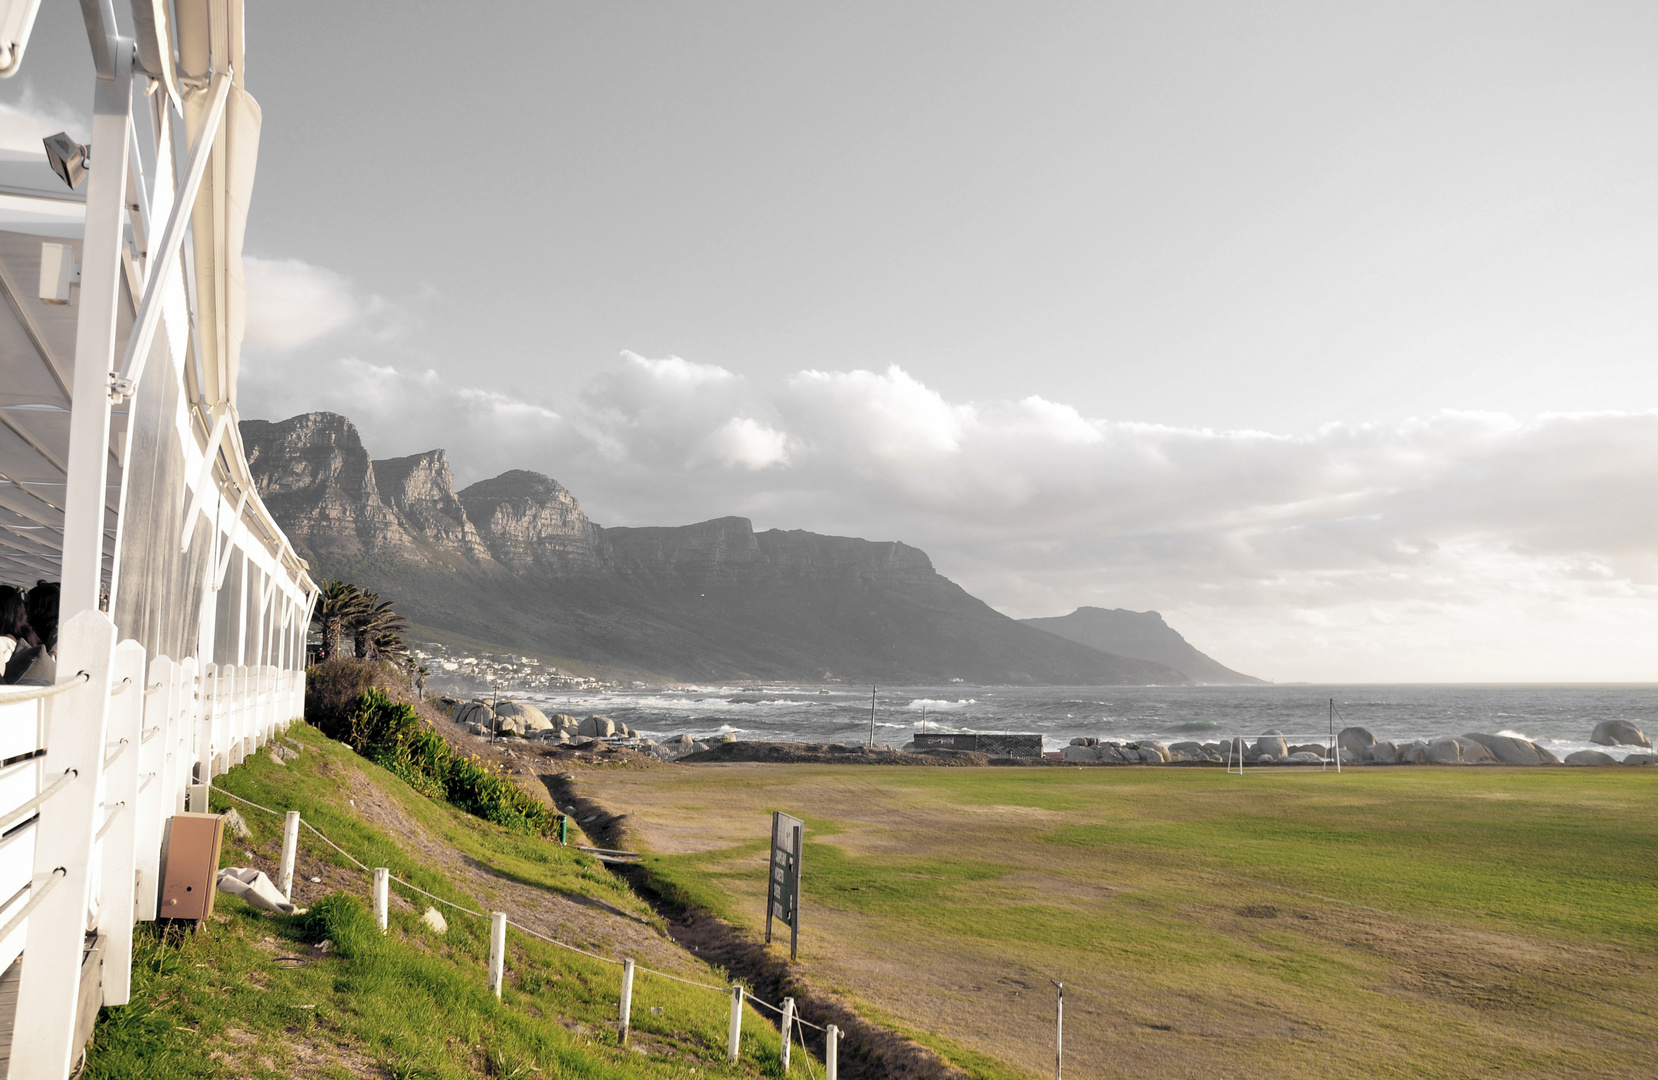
[{"x1": 765, "y1": 811, "x2": 804, "y2": 960}]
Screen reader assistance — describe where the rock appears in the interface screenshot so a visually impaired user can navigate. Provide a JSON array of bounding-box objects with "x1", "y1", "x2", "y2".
[
  {"x1": 1590, "y1": 720, "x2": 1650, "y2": 748},
  {"x1": 1426, "y1": 738, "x2": 1462, "y2": 764},
  {"x1": 1461, "y1": 733, "x2": 1558, "y2": 766},
  {"x1": 1253, "y1": 731, "x2": 1288, "y2": 759},
  {"x1": 1565, "y1": 749, "x2": 1616, "y2": 766},
  {"x1": 1169, "y1": 741, "x2": 1204, "y2": 754},
  {"x1": 495, "y1": 701, "x2": 552, "y2": 732},
  {"x1": 690, "y1": 741, "x2": 710, "y2": 753},
  {"x1": 454, "y1": 700, "x2": 495, "y2": 728},
  {"x1": 578, "y1": 715, "x2": 617, "y2": 738},
  {"x1": 1457, "y1": 738, "x2": 1497, "y2": 764},
  {"x1": 552, "y1": 713, "x2": 581, "y2": 731},
  {"x1": 1068, "y1": 737, "x2": 1091, "y2": 746},
  {"x1": 719, "y1": 732, "x2": 737, "y2": 743},
  {"x1": 1336, "y1": 727, "x2": 1375, "y2": 757},
  {"x1": 1337, "y1": 747, "x2": 1361, "y2": 765},
  {"x1": 1137, "y1": 746, "x2": 1165, "y2": 763},
  {"x1": 1284, "y1": 751, "x2": 1323, "y2": 765},
  {"x1": 1370, "y1": 741, "x2": 1400, "y2": 764},
  {"x1": 1288, "y1": 744, "x2": 1326, "y2": 757},
  {"x1": 1061, "y1": 745, "x2": 1098, "y2": 762},
  {"x1": 1400, "y1": 740, "x2": 1429, "y2": 764},
  {"x1": 420, "y1": 906, "x2": 448, "y2": 933},
  {"x1": 1141, "y1": 741, "x2": 1170, "y2": 762},
  {"x1": 1623, "y1": 753, "x2": 1653, "y2": 765},
  {"x1": 1256, "y1": 754, "x2": 1276, "y2": 765},
  {"x1": 467, "y1": 722, "x2": 489, "y2": 736},
  {"x1": 222, "y1": 808, "x2": 252, "y2": 839}
]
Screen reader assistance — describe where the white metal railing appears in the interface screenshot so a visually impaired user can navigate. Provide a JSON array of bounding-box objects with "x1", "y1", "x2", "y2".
[{"x1": 2, "y1": 614, "x2": 305, "y2": 1074}]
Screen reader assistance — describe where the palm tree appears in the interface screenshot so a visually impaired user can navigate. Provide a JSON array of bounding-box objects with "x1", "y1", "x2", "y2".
[
  {"x1": 311, "y1": 580, "x2": 370, "y2": 662},
  {"x1": 354, "y1": 599, "x2": 409, "y2": 661}
]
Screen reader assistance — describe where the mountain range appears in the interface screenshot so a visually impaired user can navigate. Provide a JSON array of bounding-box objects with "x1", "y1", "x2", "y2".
[{"x1": 241, "y1": 412, "x2": 1259, "y2": 685}]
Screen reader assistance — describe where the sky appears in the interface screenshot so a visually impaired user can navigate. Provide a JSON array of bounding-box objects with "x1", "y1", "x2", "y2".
[{"x1": 3, "y1": 2, "x2": 1657, "y2": 682}]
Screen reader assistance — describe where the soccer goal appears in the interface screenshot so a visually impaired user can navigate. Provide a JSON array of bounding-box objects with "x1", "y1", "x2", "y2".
[{"x1": 1226, "y1": 699, "x2": 1348, "y2": 774}]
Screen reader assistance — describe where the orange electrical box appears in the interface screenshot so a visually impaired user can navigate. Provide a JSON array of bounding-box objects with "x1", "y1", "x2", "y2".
[{"x1": 159, "y1": 813, "x2": 224, "y2": 922}]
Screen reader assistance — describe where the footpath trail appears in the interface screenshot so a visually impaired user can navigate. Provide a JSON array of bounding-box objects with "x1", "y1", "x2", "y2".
[{"x1": 85, "y1": 721, "x2": 798, "y2": 1079}]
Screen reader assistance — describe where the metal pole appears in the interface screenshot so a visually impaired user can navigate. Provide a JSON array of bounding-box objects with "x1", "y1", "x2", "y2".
[
  {"x1": 373, "y1": 867, "x2": 389, "y2": 930},
  {"x1": 1052, "y1": 980, "x2": 1064, "y2": 1079},
  {"x1": 728, "y1": 985, "x2": 744, "y2": 1062},
  {"x1": 780, "y1": 997, "x2": 794, "y2": 1071},
  {"x1": 58, "y1": 34, "x2": 133, "y2": 621},
  {"x1": 279, "y1": 810, "x2": 300, "y2": 902},
  {"x1": 619, "y1": 958, "x2": 635, "y2": 1045},
  {"x1": 489, "y1": 911, "x2": 507, "y2": 997},
  {"x1": 869, "y1": 685, "x2": 876, "y2": 745},
  {"x1": 826, "y1": 1024, "x2": 839, "y2": 1080}
]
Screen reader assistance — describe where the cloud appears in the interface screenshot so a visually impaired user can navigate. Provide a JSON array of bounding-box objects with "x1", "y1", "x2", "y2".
[
  {"x1": 0, "y1": 89, "x2": 86, "y2": 155},
  {"x1": 242, "y1": 256, "x2": 361, "y2": 351},
  {"x1": 238, "y1": 339, "x2": 1658, "y2": 681},
  {"x1": 701, "y1": 418, "x2": 790, "y2": 470}
]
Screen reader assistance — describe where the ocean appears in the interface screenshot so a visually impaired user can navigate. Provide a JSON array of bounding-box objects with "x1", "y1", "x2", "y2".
[{"x1": 463, "y1": 682, "x2": 1658, "y2": 762}]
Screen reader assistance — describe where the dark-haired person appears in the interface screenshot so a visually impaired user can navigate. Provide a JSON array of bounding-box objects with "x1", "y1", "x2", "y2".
[
  {"x1": 8, "y1": 580, "x2": 58, "y2": 685},
  {"x1": 0, "y1": 585, "x2": 24, "y2": 676}
]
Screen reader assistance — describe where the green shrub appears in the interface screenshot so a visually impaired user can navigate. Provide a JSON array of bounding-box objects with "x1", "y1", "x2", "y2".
[
  {"x1": 332, "y1": 689, "x2": 558, "y2": 835},
  {"x1": 305, "y1": 657, "x2": 398, "y2": 737}
]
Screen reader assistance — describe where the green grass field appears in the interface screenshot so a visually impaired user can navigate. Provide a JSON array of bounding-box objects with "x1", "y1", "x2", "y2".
[
  {"x1": 87, "y1": 723, "x2": 790, "y2": 1080},
  {"x1": 579, "y1": 763, "x2": 1658, "y2": 1080}
]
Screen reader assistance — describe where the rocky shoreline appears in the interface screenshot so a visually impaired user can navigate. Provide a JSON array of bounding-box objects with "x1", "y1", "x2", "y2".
[
  {"x1": 450, "y1": 695, "x2": 1654, "y2": 768},
  {"x1": 1060, "y1": 719, "x2": 1654, "y2": 766}
]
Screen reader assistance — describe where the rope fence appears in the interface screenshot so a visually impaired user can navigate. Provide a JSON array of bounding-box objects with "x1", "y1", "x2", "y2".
[{"x1": 208, "y1": 783, "x2": 840, "y2": 1072}]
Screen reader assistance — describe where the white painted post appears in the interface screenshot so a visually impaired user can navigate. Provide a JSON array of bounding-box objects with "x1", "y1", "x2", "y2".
[
  {"x1": 728, "y1": 985, "x2": 744, "y2": 1062},
  {"x1": 191, "y1": 662, "x2": 214, "y2": 810},
  {"x1": 373, "y1": 867, "x2": 389, "y2": 930},
  {"x1": 489, "y1": 911, "x2": 507, "y2": 997},
  {"x1": 279, "y1": 811, "x2": 300, "y2": 903},
  {"x1": 177, "y1": 657, "x2": 197, "y2": 813},
  {"x1": 781, "y1": 997, "x2": 794, "y2": 1071},
  {"x1": 98, "y1": 640, "x2": 147, "y2": 1006},
  {"x1": 1052, "y1": 980, "x2": 1064, "y2": 1080},
  {"x1": 618, "y1": 957, "x2": 635, "y2": 1044},
  {"x1": 134, "y1": 655, "x2": 173, "y2": 921},
  {"x1": 826, "y1": 1024, "x2": 839, "y2": 1080},
  {"x1": 12, "y1": 610, "x2": 119, "y2": 1077}
]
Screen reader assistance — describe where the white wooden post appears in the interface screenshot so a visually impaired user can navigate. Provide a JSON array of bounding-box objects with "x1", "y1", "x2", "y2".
[
  {"x1": 728, "y1": 985, "x2": 744, "y2": 1062},
  {"x1": 12, "y1": 609, "x2": 119, "y2": 1077},
  {"x1": 1053, "y1": 980, "x2": 1064, "y2": 1080},
  {"x1": 233, "y1": 665, "x2": 248, "y2": 765},
  {"x1": 781, "y1": 997, "x2": 794, "y2": 1071},
  {"x1": 98, "y1": 640, "x2": 147, "y2": 1006},
  {"x1": 134, "y1": 655, "x2": 173, "y2": 921},
  {"x1": 618, "y1": 957, "x2": 635, "y2": 1044},
  {"x1": 826, "y1": 1024, "x2": 839, "y2": 1080},
  {"x1": 177, "y1": 657, "x2": 197, "y2": 813},
  {"x1": 279, "y1": 811, "x2": 300, "y2": 902},
  {"x1": 191, "y1": 662, "x2": 214, "y2": 810},
  {"x1": 489, "y1": 911, "x2": 507, "y2": 997},
  {"x1": 373, "y1": 867, "x2": 389, "y2": 930}
]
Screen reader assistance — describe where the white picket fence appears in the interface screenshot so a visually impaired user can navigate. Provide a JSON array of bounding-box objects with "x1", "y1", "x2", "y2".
[{"x1": 0, "y1": 609, "x2": 304, "y2": 1077}]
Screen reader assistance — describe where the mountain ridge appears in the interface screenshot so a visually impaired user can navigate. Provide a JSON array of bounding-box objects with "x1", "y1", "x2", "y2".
[
  {"x1": 241, "y1": 412, "x2": 1208, "y2": 685},
  {"x1": 1020, "y1": 606, "x2": 1263, "y2": 684}
]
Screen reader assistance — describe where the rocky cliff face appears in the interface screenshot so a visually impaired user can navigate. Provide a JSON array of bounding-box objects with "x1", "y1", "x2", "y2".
[
  {"x1": 372, "y1": 450, "x2": 493, "y2": 562},
  {"x1": 458, "y1": 470, "x2": 612, "y2": 575},
  {"x1": 242, "y1": 411, "x2": 1195, "y2": 685},
  {"x1": 240, "y1": 413, "x2": 416, "y2": 558}
]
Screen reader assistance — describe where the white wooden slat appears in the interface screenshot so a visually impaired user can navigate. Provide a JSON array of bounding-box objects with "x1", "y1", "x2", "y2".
[
  {"x1": 0, "y1": 699, "x2": 44, "y2": 762},
  {"x1": 98, "y1": 639, "x2": 146, "y2": 1006}
]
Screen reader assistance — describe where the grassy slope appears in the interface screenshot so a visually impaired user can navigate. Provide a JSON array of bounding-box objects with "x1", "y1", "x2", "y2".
[
  {"x1": 581, "y1": 764, "x2": 1658, "y2": 1080},
  {"x1": 87, "y1": 722, "x2": 790, "y2": 1079}
]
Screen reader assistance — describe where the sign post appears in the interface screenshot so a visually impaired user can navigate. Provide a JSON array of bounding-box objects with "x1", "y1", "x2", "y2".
[{"x1": 766, "y1": 811, "x2": 804, "y2": 960}]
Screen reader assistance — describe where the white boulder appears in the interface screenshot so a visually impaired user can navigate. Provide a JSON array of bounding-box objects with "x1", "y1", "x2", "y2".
[
  {"x1": 1565, "y1": 749, "x2": 1616, "y2": 766},
  {"x1": 1590, "y1": 720, "x2": 1649, "y2": 748}
]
